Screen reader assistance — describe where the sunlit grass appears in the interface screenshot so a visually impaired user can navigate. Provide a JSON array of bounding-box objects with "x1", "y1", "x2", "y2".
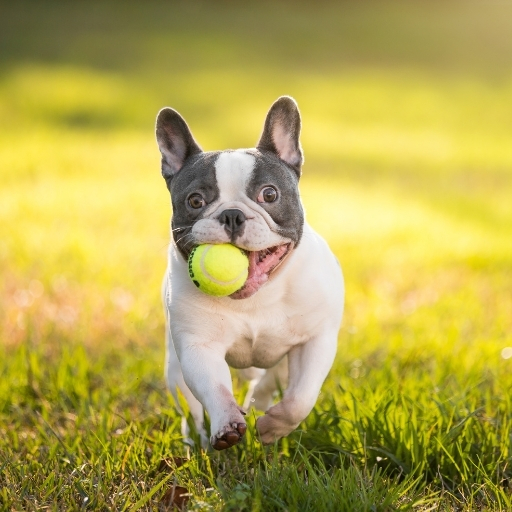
[{"x1": 1, "y1": 0, "x2": 512, "y2": 509}]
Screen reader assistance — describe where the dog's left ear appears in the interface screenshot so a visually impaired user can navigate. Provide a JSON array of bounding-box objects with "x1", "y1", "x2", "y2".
[{"x1": 257, "y1": 96, "x2": 303, "y2": 176}]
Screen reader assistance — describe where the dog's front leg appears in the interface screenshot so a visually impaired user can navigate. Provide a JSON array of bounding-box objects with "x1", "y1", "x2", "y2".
[
  {"x1": 179, "y1": 342, "x2": 247, "y2": 450},
  {"x1": 256, "y1": 329, "x2": 338, "y2": 444}
]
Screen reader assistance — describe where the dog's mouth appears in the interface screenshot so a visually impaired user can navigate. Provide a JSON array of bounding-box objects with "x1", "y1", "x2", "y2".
[{"x1": 230, "y1": 243, "x2": 293, "y2": 300}]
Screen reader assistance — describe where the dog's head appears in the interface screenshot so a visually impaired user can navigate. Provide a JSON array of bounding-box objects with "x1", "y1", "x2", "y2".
[{"x1": 156, "y1": 96, "x2": 305, "y2": 299}]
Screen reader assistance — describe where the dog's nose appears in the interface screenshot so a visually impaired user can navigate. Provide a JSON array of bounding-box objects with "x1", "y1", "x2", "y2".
[{"x1": 219, "y1": 209, "x2": 246, "y2": 237}]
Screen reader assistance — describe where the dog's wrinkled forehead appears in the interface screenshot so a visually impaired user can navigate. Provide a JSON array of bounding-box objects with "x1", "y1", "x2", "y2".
[
  {"x1": 214, "y1": 149, "x2": 302, "y2": 207},
  {"x1": 214, "y1": 150, "x2": 256, "y2": 203},
  {"x1": 170, "y1": 149, "x2": 301, "y2": 212}
]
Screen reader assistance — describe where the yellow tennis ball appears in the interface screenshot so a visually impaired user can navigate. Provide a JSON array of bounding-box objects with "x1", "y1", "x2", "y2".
[{"x1": 188, "y1": 244, "x2": 249, "y2": 297}]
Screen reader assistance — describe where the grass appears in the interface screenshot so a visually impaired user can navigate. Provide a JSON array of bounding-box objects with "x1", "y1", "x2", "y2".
[{"x1": 1, "y1": 0, "x2": 512, "y2": 509}]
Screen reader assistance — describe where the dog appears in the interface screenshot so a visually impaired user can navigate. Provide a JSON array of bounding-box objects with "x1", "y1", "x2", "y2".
[{"x1": 155, "y1": 96, "x2": 344, "y2": 450}]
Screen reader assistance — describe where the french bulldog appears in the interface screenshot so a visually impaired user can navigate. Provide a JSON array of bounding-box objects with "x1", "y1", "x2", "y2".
[{"x1": 156, "y1": 96, "x2": 344, "y2": 450}]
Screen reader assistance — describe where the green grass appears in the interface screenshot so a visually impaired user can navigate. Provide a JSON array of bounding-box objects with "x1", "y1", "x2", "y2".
[{"x1": 1, "y1": 0, "x2": 512, "y2": 509}]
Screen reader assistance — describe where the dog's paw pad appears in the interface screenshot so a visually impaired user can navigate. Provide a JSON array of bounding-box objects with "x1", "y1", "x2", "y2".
[
  {"x1": 214, "y1": 439, "x2": 230, "y2": 450},
  {"x1": 212, "y1": 423, "x2": 247, "y2": 451}
]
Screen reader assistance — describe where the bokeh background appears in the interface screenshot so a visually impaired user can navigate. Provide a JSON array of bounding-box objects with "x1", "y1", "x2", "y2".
[
  {"x1": 2, "y1": 0, "x2": 511, "y2": 354},
  {"x1": 1, "y1": 0, "x2": 512, "y2": 508}
]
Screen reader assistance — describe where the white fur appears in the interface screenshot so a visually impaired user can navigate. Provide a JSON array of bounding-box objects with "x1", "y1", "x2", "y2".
[
  {"x1": 190, "y1": 150, "x2": 289, "y2": 251},
  {"x1": 164, "y1": 220, "x2": 344, "y2": 447},
  {"x1": 215, "y1": 150, "x2": 254, "y2": 203}
]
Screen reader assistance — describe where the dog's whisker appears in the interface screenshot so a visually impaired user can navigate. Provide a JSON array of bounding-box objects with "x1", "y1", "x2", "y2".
[
  {"x1": 175, "y1": 233, "x2": 195, "y2": 247},
  {"x1": 175, "y1": 231, "x2": 193, "y2": 242},
  {"x1": 171, "y1": 225, "x2": 194, "y2": 233}
]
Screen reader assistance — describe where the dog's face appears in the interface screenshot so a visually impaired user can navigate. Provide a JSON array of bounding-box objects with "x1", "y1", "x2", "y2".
[{"x1": 156, "y1": 97, "x2": 305, "y2": 298}]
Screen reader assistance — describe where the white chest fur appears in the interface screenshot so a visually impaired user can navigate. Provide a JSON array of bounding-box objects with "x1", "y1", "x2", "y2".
[{"x1": 165, "y1": 223, "x2": 344, "y2": 369}]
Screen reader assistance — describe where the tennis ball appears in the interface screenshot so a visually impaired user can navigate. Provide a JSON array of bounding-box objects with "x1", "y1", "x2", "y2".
[{"x1": 188, "y1": 244, "x2": 249, "y2": 296}]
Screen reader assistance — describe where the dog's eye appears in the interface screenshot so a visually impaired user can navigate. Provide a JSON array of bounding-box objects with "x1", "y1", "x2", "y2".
[
  {"x1": 257, "y1": 186, "x2": 278, "y2": 203},
  {"x1": 188, "y1": 194, "x2": 206, "y2": 209}
]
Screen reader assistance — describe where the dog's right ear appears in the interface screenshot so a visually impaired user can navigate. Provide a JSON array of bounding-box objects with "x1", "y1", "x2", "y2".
[{"x1": 156, "y1": 108, "x2": 202, "y2": 178}]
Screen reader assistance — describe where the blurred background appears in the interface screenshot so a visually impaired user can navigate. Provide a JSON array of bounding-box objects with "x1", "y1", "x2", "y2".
[{"x1": 1, "y1": 0, "x2": 511, "y2": 368}]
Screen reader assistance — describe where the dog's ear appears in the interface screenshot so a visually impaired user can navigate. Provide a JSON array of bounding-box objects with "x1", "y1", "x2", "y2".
[
  {"x1": 156, "y1": 108, "x2": 202, "y2": 178},
  {"x1": 257, "y1": 96, "x2": 303, "y2": 176}
]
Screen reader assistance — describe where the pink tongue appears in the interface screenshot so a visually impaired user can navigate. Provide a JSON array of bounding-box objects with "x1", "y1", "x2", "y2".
[{"x1": 230, "y1": 245, "x2": 288, "y2": 300}]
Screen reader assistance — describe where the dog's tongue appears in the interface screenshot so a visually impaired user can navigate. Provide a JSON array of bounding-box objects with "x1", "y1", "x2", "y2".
[{"x1": 230, "y1": 244, "x2": 289, "y2": 300}]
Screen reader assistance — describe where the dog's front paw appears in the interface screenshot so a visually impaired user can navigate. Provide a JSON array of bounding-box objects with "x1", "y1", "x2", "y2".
[
  {"x1": 256, "y1": 402, "x2": 300, "y2": 445},
  {"x1": 211, "y1": 422, "x2": 247, "y2": 450}
]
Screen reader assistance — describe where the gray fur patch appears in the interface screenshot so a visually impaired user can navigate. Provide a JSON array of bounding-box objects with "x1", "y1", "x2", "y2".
[
  {"x1": 246, "y1": 150, "x2": 304, "y2": 245},
  {"x1": 169, "y1": 151, "x2": 221, "y2": 259}
]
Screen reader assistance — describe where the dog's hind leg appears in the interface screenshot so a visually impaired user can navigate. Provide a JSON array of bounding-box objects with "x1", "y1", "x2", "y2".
[
  {"x1": 256, "y1": 327, "x2": 338, "y2": 445},
  {"x1": 243, "y1": 358, "x2": 288, "y2": 412},
  {"x1": 239, "y1": 367, "x2": 266, "y2": 410}
]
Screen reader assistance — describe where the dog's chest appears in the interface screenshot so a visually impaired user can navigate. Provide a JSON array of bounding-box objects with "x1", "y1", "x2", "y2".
[{"x1": 223, "y1": 310, "x2": 311, "y2": 369}]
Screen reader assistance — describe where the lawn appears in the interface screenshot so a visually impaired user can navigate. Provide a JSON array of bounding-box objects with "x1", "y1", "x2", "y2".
[{"x1": 1, "y1": 1, "x2": 512, "y2": 510}]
